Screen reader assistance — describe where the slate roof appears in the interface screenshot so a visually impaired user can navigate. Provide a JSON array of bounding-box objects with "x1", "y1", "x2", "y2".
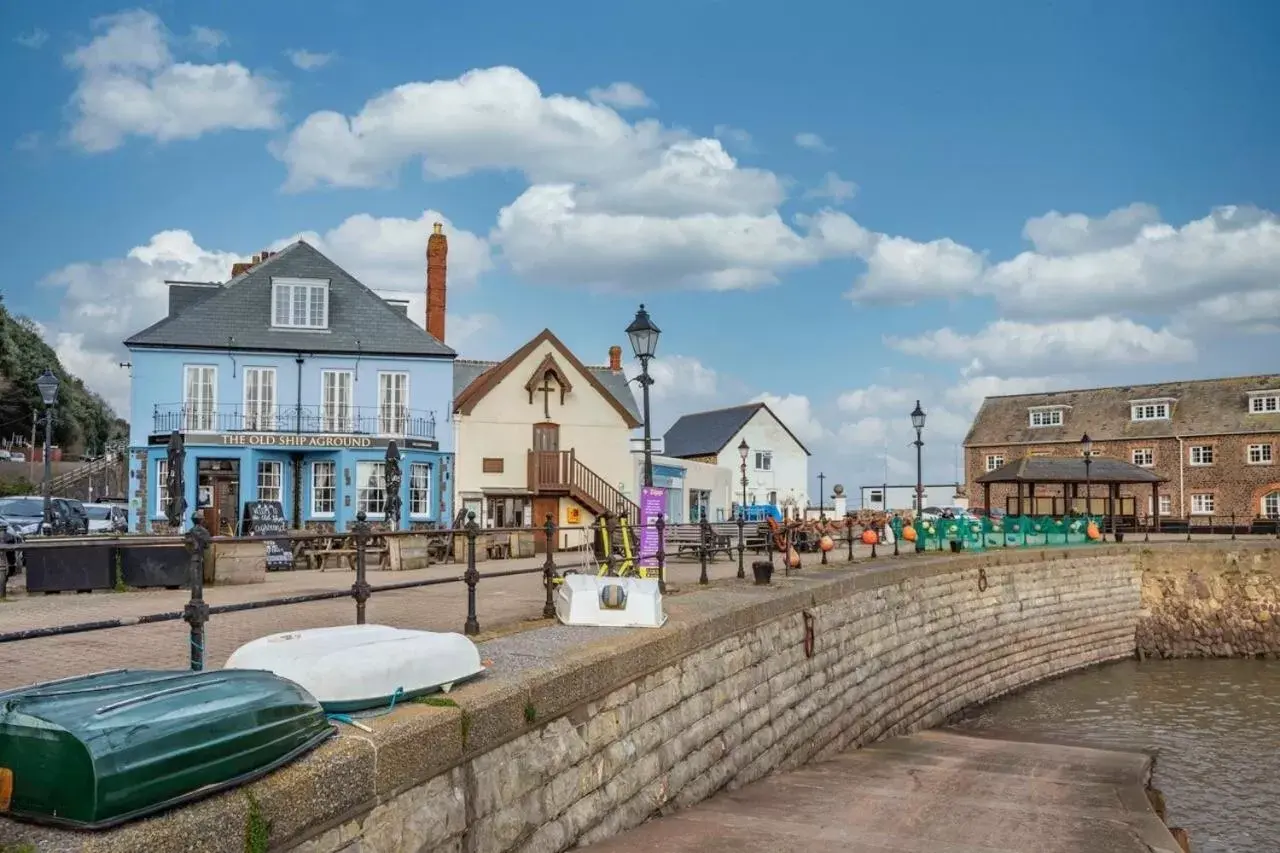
[
  {"x1": 976, "y1": 456, "x2": 1166, "y2": 484},
  {"x1": 964, "y1": 374, "x2": 1280, "y2": 447},
  {"x1": 125, "y1": 241, "x2": 455, "y2": 358},
  {"x1": 451, "y1": 355, "x2": 642, "y2": 424},
  {"x1": 663, "y1": 402, "x2": 812, "y2": 458}
]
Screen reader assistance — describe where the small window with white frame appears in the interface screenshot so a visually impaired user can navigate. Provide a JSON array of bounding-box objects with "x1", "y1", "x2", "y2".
[
  {"x1": 1157, "y1": 494, "x2": 1171, "y2": 516},
  {"x1": 1248, "y1": 391, "x2": 1280, "y2": 414},
  {"x1": 311, "y1": 461, "x2": 336, "y2": 516},
  {"x1": 1132, "y1": 448, "x2": 1154, "y2": 467},
  {"x1": 1248, "y1": 443, "x2": 1273, "y2": 464},
  {"x1": 409, "y1": 463, "x2": 432, "y2": 517},
  {"x1": 985, "y1": 454, "x2": 1004, "y2": 471},
  {"x1": 1027, "y1": 407, "x2": 1065, "y2": 427},
  {"x1": 1130, "y1": 400, "x2": 1173, "y2": 421},
  {"x1": 754, "y1": 451, "x2": 772, "y2": 471},
  {"x1": 357, "y1": 461, "x2": 386, "y2": 516},
  {"x1": 1190, "y1": 493, "x2": 1214, "y2": 515},
  {"x1": 155, "y1": 459, "x2": 169, "y2": 517},
  {"x1": 271, "y1": 277, "x2": 330, "y2": 330},
  {"x1": 257, "y1": 460, "x2": 282, "y2": 503},
  {"x1": 1189, "y1": 445, "x2": 1214, "y2": 466}
]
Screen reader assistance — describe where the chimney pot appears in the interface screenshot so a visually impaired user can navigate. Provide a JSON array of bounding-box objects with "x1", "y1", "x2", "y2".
[
  {"x1": 609, "y1": 345, "x2": 623, "y2": 372},
  {"x1": 426, "y1": 225, "x2": 448, "y2": 342}
]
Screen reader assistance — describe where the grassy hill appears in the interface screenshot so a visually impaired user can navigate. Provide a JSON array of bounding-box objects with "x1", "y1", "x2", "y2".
[{"x1": 0, "y1": 297, "x2": 128, "y2": 459}]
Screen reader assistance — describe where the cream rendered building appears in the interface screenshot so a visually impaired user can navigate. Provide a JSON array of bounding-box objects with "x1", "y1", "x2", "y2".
[{"x1": 452, "y1": 330, "x2": 642, "y2": 550}]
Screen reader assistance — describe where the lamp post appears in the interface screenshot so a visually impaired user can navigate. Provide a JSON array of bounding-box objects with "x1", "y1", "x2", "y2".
[
  {"x1": 36, "y1": 369, "x2": 60, "y2": 532},
  {"x1": 1080, "y1": 433, "x2": 1100, "y2": 540},
  {"x1": 817, "y1": 472, "x2": 826, "y2": 517},
  {"x1": 737, "y1": 439, "x2": 749, "y2": 579},
  {"x1": 911, "y1": 400, "x2": 926, "y2": 553},
  {"x1": 626, "y1": 305, "x2": 661, "y2": 489}
]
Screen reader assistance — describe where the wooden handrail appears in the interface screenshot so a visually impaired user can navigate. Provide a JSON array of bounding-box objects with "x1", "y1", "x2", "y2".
[{"x1": 527, "y1": 450, "x2": 640, "y2": 519}]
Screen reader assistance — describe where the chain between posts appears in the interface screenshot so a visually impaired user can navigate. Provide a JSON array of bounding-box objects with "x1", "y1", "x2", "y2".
[
  {"x1": 183, "y1": 514, "x2": 212, "y2": 671},
  {"x1": 542, "y1": 514, "x2": 557, "y2": 619},
  {"x1": 464, "y1": 512, "x2": 480, "y2": 635}
]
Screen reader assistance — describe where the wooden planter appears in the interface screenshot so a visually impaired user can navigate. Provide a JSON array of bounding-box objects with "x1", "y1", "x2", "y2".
[
  {"x1": 25, "y1": 544, "x2": 113, "y2": 594},
  {"x1": 116, "y1": 544, "x2": 190, "y2": 589},
  {"x1": 205, "y1": 540, "x2": 267, "y2": 585}
]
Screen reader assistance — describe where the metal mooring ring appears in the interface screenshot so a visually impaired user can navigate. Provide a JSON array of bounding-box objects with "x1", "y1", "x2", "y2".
[
  {"x1": 802, "y1": 610, "x2": 816, "y2": 658},
  {"x1": 977, "y1": 568, "x2": 989, "y2": 593}
]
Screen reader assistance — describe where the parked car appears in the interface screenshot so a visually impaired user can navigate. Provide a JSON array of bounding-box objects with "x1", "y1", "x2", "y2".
[
  {"x1": 0, "y1": 496, "x2": 88, "y2": 536},
  {"x1": 0, "y1": 497, "x2": 46, "y2": 536},
  {"x1": 0, "y1": 511, "x2": 24, "y2": 578},
  {"x1": 84, "y1": 503, "x2": 129, "y2": 534}
]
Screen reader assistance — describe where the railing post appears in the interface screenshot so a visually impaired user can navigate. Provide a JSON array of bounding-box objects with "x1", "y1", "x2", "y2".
[
  {"x1": 1231, "y1": 512, "x2": 1237, "y2": 540},
  {"x1": 464, "y1": 512, "x2": 480, "y2": 635},
  {"x1": 183, "y1": 515, "x2": 212, "y2": 671},
  {"x1": 698, "y1": 516, "x2": 710, "y2": 585},
  {"x1": 846, "y1": 516, "x2": 854, "y2": 562},
  {"x1": 655, "y1": 513, "x2": 667, "y2": 594},
  {"x1": 542, "y1": 514, "x2": 557, "y2": 619},
  {"x1": 1144, "y1": 515, "x2": 1150, "y2": 543},
  {"x1": 1186, "y1": 518, "x2": 1192, "y2": 541},
  {"x1": 736, "y1": 510, "x2": 746, "y2": 579},
  {"x1": 352, "y1": 511, "x2": 372, "y2": 625}
]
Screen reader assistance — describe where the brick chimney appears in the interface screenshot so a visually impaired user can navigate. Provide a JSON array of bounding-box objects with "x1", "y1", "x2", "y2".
[
  {"x1": 608, "y1": 345, "x2": 623, "y2": 372},
  {"x1": 426, "y1": 223, "x2": 448, "y2": 342},
  {"x1": 230, "y1": 249, "x2": 275, "y2": 279}
]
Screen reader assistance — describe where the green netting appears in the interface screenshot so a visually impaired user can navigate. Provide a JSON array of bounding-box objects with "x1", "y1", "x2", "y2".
[{"x1": 905, "y1": 514, "x2": 1105, "y2": 551}]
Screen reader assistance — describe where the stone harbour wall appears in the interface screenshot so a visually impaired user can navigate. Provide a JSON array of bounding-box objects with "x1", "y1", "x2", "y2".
[
  {"x1": 297, "y1": 551, "x2": 1141, "y2": 853},
  {"x1": 1136, "y1": 546, "x2": 1280, "y2": 658}
]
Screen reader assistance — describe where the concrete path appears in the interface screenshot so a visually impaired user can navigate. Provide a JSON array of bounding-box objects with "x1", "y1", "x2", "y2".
[{"x1": 580, "y1": 730, "x2": 1184, "y2": 853}]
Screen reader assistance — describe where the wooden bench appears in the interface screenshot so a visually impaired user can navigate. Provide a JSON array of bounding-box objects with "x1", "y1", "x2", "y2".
[
  {"x1": 310, "y1": 541, "x2": 391, "y2": 571},
  {"x1": 711, "y1": 523, "x2": 766, "y2": 553}
]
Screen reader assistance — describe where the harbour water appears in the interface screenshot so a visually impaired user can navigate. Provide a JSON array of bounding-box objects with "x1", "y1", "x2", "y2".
[{"x1": 952, "y1": 659, "x2": 1280, "y2": 853}]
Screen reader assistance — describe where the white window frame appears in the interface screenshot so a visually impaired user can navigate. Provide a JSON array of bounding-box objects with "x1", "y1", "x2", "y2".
[
  {"x1": 257, "y1": 460, "x2": 283, "y2": 503},
  {"x1": 1131, "y1": 448, "x2": 1154, "y2": 467},
  {"x1": 356, "y1": 461, "x2": 386, "y2": 517},
  {"x1": 311, "y1": 461, "x2": 336, "y2": 517},
  {"x1": 754, "y1": 451, "x2": 772, "y2": 471},
  {"x1": 985, "y1": 454, "x2": 1004, "y2": 472},
  {"x1": 1189, "y1": 445, "x2": 1214, "y2": 466},
  {"x1": 271, "y1": 277, "x2": 330, "y2": 330},
  {"x1": 155, "y1": 458, "x2": 169, "y2": 517},
  {"x1": 1263, "y1": 491, "x2": 1280, "y2": 519},
  {"x1": 243, "y1": 367, "x2": 277, "y2": 431},
  {"x1": 1190, "y1": 493, "x2": 1214, "y2": 515},
  {"x1": 1027, "y1": 407, "x2": 1064, "y2": 427},
  {"x1": 183, "y1": 364, "x2": 217, "y2": 432},
  {"x1": 1130, "y1": 401, "x2": 1172, "y2": 421},
  {"x1": 378, "y1": 372, "x2": 410, "y2": 435},
  {"x1": 1248, "y1": 393, "x2": 1280, "y2": 414},
  {"x1": 409, "y1": 462, "x2": 432, "y2": 518},
  {"x1": 1247, "y1": 443, "x2": 1273, "y2": 465},
  {"x1": 1157, "y1": 495, "x2": 1171, "y2": 516},
  {"x1": 321, "y1": 370, "x2": 354, "y2": 433}
]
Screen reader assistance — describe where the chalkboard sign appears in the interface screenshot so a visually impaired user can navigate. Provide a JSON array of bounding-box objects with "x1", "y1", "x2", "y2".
[{"x1": 242, "y1": 501, "x2": 295, "y2": 570}]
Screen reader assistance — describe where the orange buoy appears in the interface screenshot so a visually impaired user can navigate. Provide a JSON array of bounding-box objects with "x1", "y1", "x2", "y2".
[
  {"x1": 861, "y1": 528, "x2": 878, "y2": 545},
  {"x1": 902, "y1": 525, "x2": 918, "y2": 542},
  {"x1": 787, "y1": 547, "x2": 801, "y2": 568},
  {"x1": 819, "y1": 534, "x2": 834, "y2": 552},
  {"x1": 1086, "y1": 522, "x2": 1101, "y2": 540}
]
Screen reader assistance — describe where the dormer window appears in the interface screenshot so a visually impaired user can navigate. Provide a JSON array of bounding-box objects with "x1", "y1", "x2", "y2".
[
  {"x1": 1028, "y1": 406, "x2": 1066, "y2": 427},
  {"x1": 271, "y1": 277, "x2": 330, "y2": 330},
  {"x1": 1129, "y1": 398, "x2": 1175, "y2": 421},
  {"x1": 1248, "y1": 391, "x2": 1280, "y2": 414}
]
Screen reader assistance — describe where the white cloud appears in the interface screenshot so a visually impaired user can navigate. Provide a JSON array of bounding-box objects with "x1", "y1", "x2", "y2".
[
  {"x1": 713, "y1": 124, "x2": 753, "y2": 150},
  {"x1": 1021, "y1": 202, "x2": 1160, "y2": 256},
  {"x1": 287, "y1": 49, "x2": 333, "y2": 70},
  {"x1": 587, "y1": 82, "x2": 653, "y2": 109},
  {"x1": 189, "y1": 26, "x2": 226, "y2": 50},
  {"x1": 752, "y1": 392, "x2": 826, "y2": 445},
  {"x1": 626, "y1": 355, "x2": 719, "y2": 403},
  {"x1": 886, "y1": 317, "x2": 1196, "y2": 376},
  {"x1": 16, "y1": 29, "x2": 48, "y2": 48},
  {"x1": 836, "y1": 385, "x2": 917, "y2": 415},
  {"x1": 804, "y1": 172, "x2": 857, "y2": 203},
  {"x1": 37, "y1": 214, "x2": 492, "y2": 414},
  {"x1": 794, "y1": 132, "x2": 831, "y2": 152},
  {"x1": 64, "y1": 9, "x2": 281, "y2": 152},
  {"x1": 944, "y1": 374, "x2": 1083, "y2": 414},
  {"x1": 855, "y1": 233, "x2": 985, "y2": 299}
]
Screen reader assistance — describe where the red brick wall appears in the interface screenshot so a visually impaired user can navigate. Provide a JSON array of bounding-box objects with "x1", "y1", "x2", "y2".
[
  {"x1": 426, "y1": 227, "x2": 448, "y2": 343},
  {"x1": 966, "y1": 432, "x2": 1280, "y2": 520}
]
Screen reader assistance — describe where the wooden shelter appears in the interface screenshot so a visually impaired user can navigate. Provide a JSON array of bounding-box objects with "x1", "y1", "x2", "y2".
[{"x1": 975, "y1": 456, "x2": 1167, "y2": 529}]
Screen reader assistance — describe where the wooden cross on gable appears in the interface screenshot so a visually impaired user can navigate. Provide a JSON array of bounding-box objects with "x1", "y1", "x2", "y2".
[{"x1": 524, "y1": 353, "x2": 574, "y2": 420}]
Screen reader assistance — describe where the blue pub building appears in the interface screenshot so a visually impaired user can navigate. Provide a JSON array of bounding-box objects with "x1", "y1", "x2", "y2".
[{"x1": 123, "y1": 238, "x2": 456, "y2": 534}]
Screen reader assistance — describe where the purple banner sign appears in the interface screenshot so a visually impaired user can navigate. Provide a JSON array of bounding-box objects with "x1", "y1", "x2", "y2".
[{"x1": 638, "y1": 486, "x2": 666, "y2": 568}]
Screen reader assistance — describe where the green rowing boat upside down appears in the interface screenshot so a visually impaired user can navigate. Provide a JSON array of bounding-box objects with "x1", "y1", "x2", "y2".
[{"x1": 0, "y1": 668, "x2": 334, "y2": 830}]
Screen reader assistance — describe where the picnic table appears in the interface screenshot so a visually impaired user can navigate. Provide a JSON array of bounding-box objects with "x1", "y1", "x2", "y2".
[{"x1": 296, "y1": 533, "x2": 390, "y2": 572}]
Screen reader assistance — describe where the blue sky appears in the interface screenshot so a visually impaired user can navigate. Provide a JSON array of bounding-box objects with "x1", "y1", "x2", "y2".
[{"x1": 2, "y1": 0, "x2": 1278, "y2": 497}]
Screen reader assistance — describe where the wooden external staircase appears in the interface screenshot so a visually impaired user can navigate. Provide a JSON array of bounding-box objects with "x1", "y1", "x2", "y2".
[{"x1": 528, "y1": 450, "x2": 640, "y2": 519}]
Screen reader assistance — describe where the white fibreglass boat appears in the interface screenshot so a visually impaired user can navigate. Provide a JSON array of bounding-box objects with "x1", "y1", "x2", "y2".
[{"x1": 223, "y1": 624, "x2": 485, "y2": 713}]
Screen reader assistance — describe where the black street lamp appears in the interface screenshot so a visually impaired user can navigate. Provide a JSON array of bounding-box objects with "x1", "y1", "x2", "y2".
[
  {"x1": 817, "y1": 472, "x2": 826, "y2": 517},
  {"x1": 36, "y1": 369, "x2": 59, "y2": 532},
  {"x1": 1080, "y1": 433, "x2": 1101, "y2": 540},
  {"x1": 911, "y1": 400, "x2": 926, "y2": 553},
  {"x1": 737, "y1": 439, "x2": 749, "y2": 579},
  {"x1": 626, "y1": 304, "x2": 661, "y2": 489}
]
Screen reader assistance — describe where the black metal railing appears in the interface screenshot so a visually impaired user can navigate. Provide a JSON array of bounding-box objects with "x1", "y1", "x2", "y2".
[
  {"x1": 1, "y1": 512, "x2": 1275, "y2": 673},
  {"x1": 152, "y1": 403, "x2": 436, "y2": 440}
]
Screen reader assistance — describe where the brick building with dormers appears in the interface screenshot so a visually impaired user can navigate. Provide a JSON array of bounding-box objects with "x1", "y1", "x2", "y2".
[{"x1": 963, "y1": 374, "x2": 1280, "y2": 522}]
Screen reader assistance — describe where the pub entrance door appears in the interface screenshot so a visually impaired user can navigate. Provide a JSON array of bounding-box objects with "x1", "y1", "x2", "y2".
[{"x1": 197, "y1": 458, "x2": 240, "y2": 536}]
